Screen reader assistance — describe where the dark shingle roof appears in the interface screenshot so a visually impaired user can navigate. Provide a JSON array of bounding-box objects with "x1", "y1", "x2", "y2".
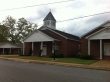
[
  {"x1": 40, "y1": 28, "x2": 80, "y2": 41},
  {"x1": 51, "y1": 29, "x2": 80, "y2": 41},
  {"x1": 0, "y1": 42, "x2": 21, "y2": 48},
  {"x1": 82, "y1": 21, "x2": 110, "y2": 38},
  {"x1": 43, "y1": 12, "x2": 56, "y2": 21}
]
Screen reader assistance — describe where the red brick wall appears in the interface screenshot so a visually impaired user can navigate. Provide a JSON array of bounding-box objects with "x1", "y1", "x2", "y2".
[
  {"x1": 44, "y1": 42, "x2": 52, "y2": 56},
  {"x1": 24, "y1": 30, "x2": 80, "y2": 57},
  {"x1": 66, "y1": 39, "x2": 79, "y2": 57},
  {"x1": 33, "y1": 42, "x2": 40, "y2": 55},
  {"x1": 81, "y1": 39, "x2": 100, "y2": 59},
  {"x1": 80, "y1": 38, "x2": 88, "y2": 55},
  {"x1": 90, "y1": 40, "x2": 100, "y2": 59},
  {"x1": 24, "y1": 42, "x2": 32, "y2": 55},
  {"x1": 45, "y1": 30, "x2": 79, "y2": 57}
]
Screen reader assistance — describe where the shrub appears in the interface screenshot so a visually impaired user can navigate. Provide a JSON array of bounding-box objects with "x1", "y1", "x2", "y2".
[
  {"x1": 80, "y1": 54, "x2": 93, "y2": 60},
  {"x1": 55, "y1": 53, "x2": 64, "y2": 58},
  {"x1": 49, "y1": 53, "x2": 64, "y2": 58}
]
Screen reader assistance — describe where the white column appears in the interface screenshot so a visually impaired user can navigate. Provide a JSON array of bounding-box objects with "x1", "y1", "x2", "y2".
[
  {"x1": 32, "y1": 42, "x2": 34, "y2": 56},
  {"x1": 88, "y1": 40, "x2": 90, "y2": 55},
  {"x1": 100, "y1": 39, "x2": 102, "y2": 60},
  {"x1": 40, "y1": 42, "x2": 43, "y2": 50},
  {"x1": 23, "y1": 42, "x2": 25, "y2": 55}
]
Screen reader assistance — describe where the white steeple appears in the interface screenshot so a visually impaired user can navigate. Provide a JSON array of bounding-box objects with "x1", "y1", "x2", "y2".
[{"x1": 43, "y1": 12, "x2": 56, "y2": 29}]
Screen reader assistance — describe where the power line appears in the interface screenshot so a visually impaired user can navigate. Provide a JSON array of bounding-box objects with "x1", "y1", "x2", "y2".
[
  {"x1": 0, "y1": 0, "x2": 75, "y2": 11},
  {"x1": 36, "y1": 11, "x2": 110, "y2": 27},
  {"x1": 57, "y1": 11, "x2": 110, "y2": 22},
  {"x1": 0, "y1": 0, "x2": 109, "y2": 23}
]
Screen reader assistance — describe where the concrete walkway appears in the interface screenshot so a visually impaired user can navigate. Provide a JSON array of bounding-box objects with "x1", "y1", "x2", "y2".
[{"x1": 0, "y1": 56, "x2": 110, "y2": 71}]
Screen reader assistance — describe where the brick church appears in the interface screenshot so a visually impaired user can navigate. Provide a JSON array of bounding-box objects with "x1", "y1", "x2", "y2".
[
  {"x1": 81, "y1": 21, "x2": 110, "y2": 59},
  {"x1": 23, "y1": 12, "x2": 80, "y2": 57}
]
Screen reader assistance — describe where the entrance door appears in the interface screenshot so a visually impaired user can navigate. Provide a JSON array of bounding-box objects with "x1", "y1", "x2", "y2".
[
  {"x1": 41, "y1": 46, "x2": 47, "y2": 56},
  {"x1": 104, "y1": 43, "x2": 110, "y2": 56}
]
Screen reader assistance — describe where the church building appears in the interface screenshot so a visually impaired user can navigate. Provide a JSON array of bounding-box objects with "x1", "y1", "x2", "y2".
[
  {"x1": 81, "y1": 21, "x2": 110, "y2": 59},
  {"x1": 23, "y1": 12, "x2": 80, "y2": 57}
]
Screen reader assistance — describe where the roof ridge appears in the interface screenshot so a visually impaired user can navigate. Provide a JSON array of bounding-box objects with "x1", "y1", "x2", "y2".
[
  {"x1": 81, "y1": 20, "x2": 109, "y2": 38},
  {"x1": 48, "y1": 27, "x2": 79, "y2": 37},
  {"x1": 46, "y1": 28, "x2": 80, "y2": 41}
]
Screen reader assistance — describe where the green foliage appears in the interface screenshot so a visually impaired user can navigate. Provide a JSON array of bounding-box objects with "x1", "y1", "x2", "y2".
[
  {"x1": 50, "y1": 52, "x2": 64, "y2": 58},
  {"x1": 2, "y1": 16, "x2": 37, "y2": 44},
  {"x1": 0, "y1": 25, "x2": 8, "y2": 42},
  {"x1": 79, "y1": 54, "x2": 93, "y2": 60}
]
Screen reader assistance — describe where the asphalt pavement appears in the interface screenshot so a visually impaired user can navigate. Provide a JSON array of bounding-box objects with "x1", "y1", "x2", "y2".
[{"x1": 0, "y1": 59, "x2": 110, "y2": 82}]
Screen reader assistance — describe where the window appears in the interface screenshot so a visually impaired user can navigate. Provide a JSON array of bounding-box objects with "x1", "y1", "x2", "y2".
[{"x1": 51, "y1": 21, "x2": 55, "y2": 26}]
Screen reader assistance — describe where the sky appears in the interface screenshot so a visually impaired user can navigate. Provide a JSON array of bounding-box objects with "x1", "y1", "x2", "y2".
[{"x1": 0, "y1": 0, "x2": 110, "y2": 36}]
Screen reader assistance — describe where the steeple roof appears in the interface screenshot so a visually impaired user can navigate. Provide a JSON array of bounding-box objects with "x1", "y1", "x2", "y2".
[{"x1": 43, "y1": 12, "x2": 56, "y2": 21}]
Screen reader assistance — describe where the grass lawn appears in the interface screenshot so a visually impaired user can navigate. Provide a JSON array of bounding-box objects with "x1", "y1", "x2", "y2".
[{"x1": 0, "y1": 55, "x2": 97, "y2": 65}]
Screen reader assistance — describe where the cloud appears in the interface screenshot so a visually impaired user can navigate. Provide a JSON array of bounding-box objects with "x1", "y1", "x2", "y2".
[
  {"x1": 0, "y1": 0, "x2": 110, "y2": 37},
  {"x1": 69, "y1": 0, "x2": 86, "y2": 9},
  {"x1": 57, "y1": 12, "x2": 110, "y2": 37}
]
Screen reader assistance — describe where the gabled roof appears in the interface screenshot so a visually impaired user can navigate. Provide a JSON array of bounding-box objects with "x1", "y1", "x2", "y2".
[
  {"x1": 40, "y1": 27, "x2": 80, "y2": 41},
  {"x1": 82, "y1": 21, "x2": 110, "y2": 38},
  {"x1": 23, "y1": 30, "x2": 57, "y2": 42},
  {"x1": 0, "y1": 42, "x2": 21, "y2": 48},
  {"x1": 43, "y1": 12, "x2": 56, "y2": 21}
]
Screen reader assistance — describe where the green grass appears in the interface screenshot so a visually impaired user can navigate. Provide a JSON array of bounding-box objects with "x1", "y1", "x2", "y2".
[
  {"x1": 0, "y1": 55, "x2": 97, "y2": 65},
  {"x1": 56, "y1": 58, "x2": 97, "y2": 64}
]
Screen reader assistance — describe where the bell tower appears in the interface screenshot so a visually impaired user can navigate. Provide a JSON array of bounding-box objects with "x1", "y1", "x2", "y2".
[{"x1": 43, "y1": 12, "x2": 56, "y2": 29}]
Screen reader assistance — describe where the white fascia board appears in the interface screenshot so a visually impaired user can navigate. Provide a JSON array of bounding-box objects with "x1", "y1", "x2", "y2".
[
  {"x1": 24, "y1": 30, "x2": 55, "y2": 42},
  {"x1": 86, "y1": 27, "x2": 108, "y2": 39},
  {"x1": 81, "y1": 21, "x2": 109, "y2": 38}
]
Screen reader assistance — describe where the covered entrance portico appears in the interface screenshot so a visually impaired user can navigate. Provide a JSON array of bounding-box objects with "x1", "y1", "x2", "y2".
[
  {"x1": 81, "y1": 21, "x2": 110, "y2": 60},
  {"x1": 88, "y1": 39, "x2": 110, "y2": 59},
  {"x1": 0, "y1": 42, "x2": 21, "y2": 55},
  {"x1": 87, "y1": 38, "x2": 110, "y2": 60},
  {"x1": 23, "y1": 41, "x2": 56, "y2": 56},
  {"x1": 23, "y1": 30, "x2": 58, "y2": 56}
]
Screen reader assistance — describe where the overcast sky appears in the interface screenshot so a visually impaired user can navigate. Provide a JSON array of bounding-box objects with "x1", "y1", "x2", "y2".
[{"x1": 0, "y1": 0, "x2": 109, "y2": 36}]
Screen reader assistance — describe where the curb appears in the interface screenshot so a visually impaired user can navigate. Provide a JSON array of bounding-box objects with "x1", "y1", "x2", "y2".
[{"x1": 0, "y1": 57, "x2": 110, "y2": 71}]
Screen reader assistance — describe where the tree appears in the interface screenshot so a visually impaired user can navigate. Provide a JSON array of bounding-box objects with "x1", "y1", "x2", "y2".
[
  {"x1": 16, "y1": 18, "x2": 37, "y2": 43},
  {"x1": 2, "y1": 16, "x2": 37, "y2": 44},
  {"x1": 2, "y1": 16, "x2": 16, "y2": 43},
  {"x1": 0, "y1": 25, "x2": 8, "y2": 42}
]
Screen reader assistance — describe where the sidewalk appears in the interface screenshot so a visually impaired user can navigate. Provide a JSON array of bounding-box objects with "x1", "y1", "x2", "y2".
[{"x1": 0, "y1": 56, "x2": 110, "y2": 71}]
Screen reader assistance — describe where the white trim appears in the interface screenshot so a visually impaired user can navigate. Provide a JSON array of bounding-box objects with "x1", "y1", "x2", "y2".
[
  {"x1": 40, "y1": 42, "x2": 43, "y2": 50},
  {"x1": 39, "y1": 30, "x2": 55, "y2": 40},
  {"x1": 24, "y1": 30, "x2": 55, "y2": 42},
  {"x1": 86, "y1": 26, "x2": 109, "y2": 39},
  {"x1": 88, "y1": 40, "x2": 90, "y2": 55},
  {"x1": 81, "y1": 20, "x2": 110, "y2": 38},
  {"x1": 100, "y1": 39, "x2": 102, "y2": 60}
]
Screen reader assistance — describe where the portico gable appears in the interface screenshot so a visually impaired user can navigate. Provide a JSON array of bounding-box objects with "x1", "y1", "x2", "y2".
[
  {"x1": 81, "y1": 21, "x2": 110, "y2": 60},
  {"x1": 24, "y1": 30, "x2": 55, "y2": 42}
]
